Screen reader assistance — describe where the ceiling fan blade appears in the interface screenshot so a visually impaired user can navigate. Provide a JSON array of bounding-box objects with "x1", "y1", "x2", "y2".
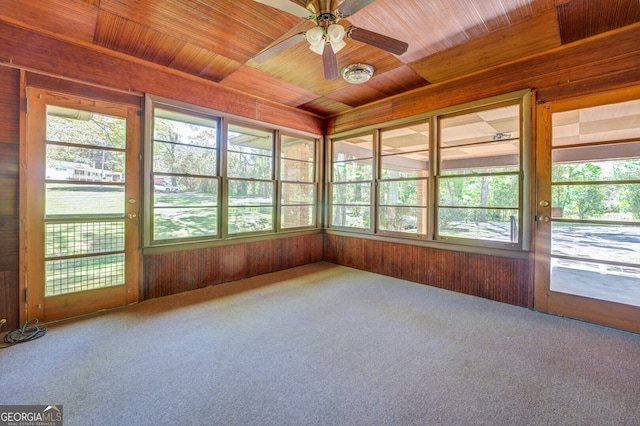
[
  {"x1": 254, "y1": 0, "x2": 312, "y2": 18},
  {"x1": 337, "y1": 0, "x2": 376, "y2": 17},
  {"x1": 347, "y1": 27, "x2": 409, "y2": 55},
  {"x1": 252, "y1": 33, "x2": 306, "y2": 63},
  {"x1": 322, "y1": 43, "x2": 339, "y2": 80}
]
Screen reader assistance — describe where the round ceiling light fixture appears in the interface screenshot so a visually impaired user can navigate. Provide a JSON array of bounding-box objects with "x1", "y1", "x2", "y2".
[{"x1": 342, "y1": 63, "x2": 374, "y2": 84}]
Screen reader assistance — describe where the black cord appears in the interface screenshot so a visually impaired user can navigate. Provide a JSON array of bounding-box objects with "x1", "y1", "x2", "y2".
[{"x1": 2, "y1": 318, "x2": 47, "y2": 346}]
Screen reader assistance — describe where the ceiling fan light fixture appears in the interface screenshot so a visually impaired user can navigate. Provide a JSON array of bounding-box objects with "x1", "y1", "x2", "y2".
[
  {"x1": 306, "y1": 26, "x2": 325, "y2": 54},
  {"x1": 327, "y1": 24, "x2": 346, "y2": 53},
  {"x1": 342, "y1": 63, "x2": 374, "y2": 84}
]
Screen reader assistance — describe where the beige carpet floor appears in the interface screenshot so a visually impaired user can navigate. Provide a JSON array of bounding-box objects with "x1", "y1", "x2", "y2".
[{"x1": 1, "y1": 262, "x2": 639, "y2": 425}]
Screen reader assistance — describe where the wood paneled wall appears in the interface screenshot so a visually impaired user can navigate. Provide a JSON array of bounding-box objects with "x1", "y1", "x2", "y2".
[
  {"x1": 144, "y1": 234, "x2": 324, "y2": 299},
  {"x1": 0, "y1": 67, "x2": 20, "y2": 330},
  {"x1": 323, "y1": 235, "x2": 531, "y2": 308}
]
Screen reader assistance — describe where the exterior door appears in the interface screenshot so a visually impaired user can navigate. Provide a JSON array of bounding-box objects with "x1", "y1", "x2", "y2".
[
  {"x1": 534, "y1": 86, "x2": 640, "y2": 333},
  {"x1": 24, "y1": 88, "x2": 140, "y2": 322}
]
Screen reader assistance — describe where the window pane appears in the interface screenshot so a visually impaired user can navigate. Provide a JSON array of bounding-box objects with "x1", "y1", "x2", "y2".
[
  {"x1": 281, "y1": 159, "x2": 314, "y2": 182},
  {"x1": 282, "y1": 183, "x2": 315, "y2": 205},
  {"x1": 379, "y1": 206, "x2": 426, "y2": 234},
  {"x1": 551, "y1": 183, "x2": 640, "y2": 221},
  {"x1": 153, "y1": 111, "x2": 218, "y2": 176},
  {"x1": 438, "y1": 208, "x2": 519, "y2": 242},
  {"x1": 379, "y1": 180, "x2": 428, "y2": 206},
  {"x1": 333, "y1": 134, "x2": 373, "y2": 161},
  {"x1": 154, "y1": 177, "x2": 217, "y2": 207},
  {"x1": 228, "y1": 180, "x2": 274, "y2": 206},
  {"x1": 281, "y1": 135, "x2": 315, "y2": 161},
  {"x1": 227, "y1": 151, "x2": 273, "y2": 179},
  {"x1": 47, "y1": 145, "x2": 125, "y2": 183},
  {"x1": 227, "y1": 125, "x2": 273, "y2": 179},
  {"x1": 441, "y1": 104, "x2": 520, "y2": 147},
  {"x1": 440, "y1": 104, "x2": 520, "y2": 174},
  {"x1": 332, "y1": 183, "x2": 371, "y2": 205},
  {"x1": 47, "y1": 106, "x2": 126, "y2": 148},
  {"x1": 381, "y1": 151, "x2": 429, "y2": 178},
  {"x1": 153, "y1": 207, "x2": 218, "y2": 240},
  {"x1": 381, "y1": 122, "x2": 429, "y2": 155},
  {"x1": 552, "y1": 98, "x2": 640, "y2": 147},
  {"x1": 331, "y1": 205, "x2": 370, "y2": 228},
  {"x1": 438, "y1": 175, "x2": 519, "y2": 208},
  {"x1": 282, "y1": 206, "x2": 314, "y2": 229},
  {"x1": 228, "y1": 207, "x2": 273, "y2": 234},
  {"x1": 332, "y1": 159, "x2": 373, "y2": 181},
  {"x1": 46, "y1": 184, "x2": 124, "y2": 217}
]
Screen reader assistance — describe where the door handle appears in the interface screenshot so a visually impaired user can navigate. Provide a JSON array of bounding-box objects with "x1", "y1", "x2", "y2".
[
  {"x1": 127, "y1": 213, "x2": 138, "y2": 219},
  {"x1": 538, "y1": 215, "x2": 549, "y2": 223}
]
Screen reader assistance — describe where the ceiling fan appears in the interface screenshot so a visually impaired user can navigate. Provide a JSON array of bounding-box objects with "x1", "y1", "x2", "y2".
[{"x1": 252, "y1": 0, "x2": 409, "y2": 80}]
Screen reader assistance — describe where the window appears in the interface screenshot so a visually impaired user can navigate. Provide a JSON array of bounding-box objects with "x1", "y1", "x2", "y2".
[
  {"x1": 437, "y1": 102, "x2": 522, "y2": 246},
  {"x1": 379, "y1": 122, "x2": 430, "y2": 235},
  {"x1": 151, "y1": 108, "x2": 220, "y2": 242},
  {"x1": 226, "y1": 124, "x2": 274, "y2": 235},
  {"x1": 327, "y1": 90, "x2": 529, "y2": 250},
  {"x1": 329, "y1": 133, "x2": 374, "y2": 230},
  {"x1": 144, "y1": 95, "x2": 319, "y2": 247},
  {"x1": 280, "y1": 134, "x2": 317, "y2": 229}
]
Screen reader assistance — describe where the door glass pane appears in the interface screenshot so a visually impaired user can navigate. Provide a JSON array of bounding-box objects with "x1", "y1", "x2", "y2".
[
  {"x1": 550, "y1": 99, "x2": 640, "y2": 307},
  {"x1": 45, "y1": 107, "x2": 127, "y2": 297},
  {"x1": 46, "y1": 183, "x2": 124, "y2": 217},
  {"x1": 47, "y1": 106, "x2": 126, "y2": 148}
]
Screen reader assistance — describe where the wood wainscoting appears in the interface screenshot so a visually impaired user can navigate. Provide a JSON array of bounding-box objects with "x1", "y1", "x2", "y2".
[
  {"x1": 324, "y1": 234, "x2": 532, "y2": 308},
  {"x1": 144, "y1": 234, "x2": 324, "y2": 299}
]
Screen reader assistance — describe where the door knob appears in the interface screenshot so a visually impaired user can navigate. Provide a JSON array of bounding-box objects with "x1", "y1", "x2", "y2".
[
  {"x1": 127, "y1": 213, "x2": 137, "y2": 219},
  {"x1": 538, "y1": 215, "x2": 549, "y2": 222}
]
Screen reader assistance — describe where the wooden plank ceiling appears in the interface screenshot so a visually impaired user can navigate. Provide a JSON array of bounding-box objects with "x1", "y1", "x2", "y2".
[{"x1": 1, "y1": 0, "x2": 638, "y2": 118}]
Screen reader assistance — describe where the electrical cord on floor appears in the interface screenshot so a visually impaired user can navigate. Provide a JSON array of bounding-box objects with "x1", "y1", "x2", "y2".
[{"x1": 1, "y1": 318, "x2": 47, "y2": 348}]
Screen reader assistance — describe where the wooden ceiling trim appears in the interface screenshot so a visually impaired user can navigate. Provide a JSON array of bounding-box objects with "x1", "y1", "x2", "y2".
[
  {"x1": 557, "y1": 0, "x2": 640, "y2": 44},
  {"x1": 298, "y1": 97, "x2": 353, "y2": 117},
  {"x1": 168, "y1": 44, "x2": 241, "y2": 83},
  {"x1": 329, "y1": 23, "x2": 640, "y2": 134},
  {"x1": 94, "y1": 11, "x2": 185, "y2": 67},
  {"x1": 409, "y1": 9, "x2": 562, "y2": 84},
  {"x1": 0, "y1": 0, "x2": 98, "y2": 44},
  {"x1": 220, "y1": 65, "x2": 319, "y2": 107},
  {"x1": 0, "y1": 21, "x2": 323, "y2": 134},
  {"x1": 362, "y1": 66, "x2": 430, "y2": 97},
  {"x1": 324, "y1": 83, "x2": 387, "y2": 108},
  {"x1": 99, "y1": 0, "x2": 299, "y2": 63}
]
